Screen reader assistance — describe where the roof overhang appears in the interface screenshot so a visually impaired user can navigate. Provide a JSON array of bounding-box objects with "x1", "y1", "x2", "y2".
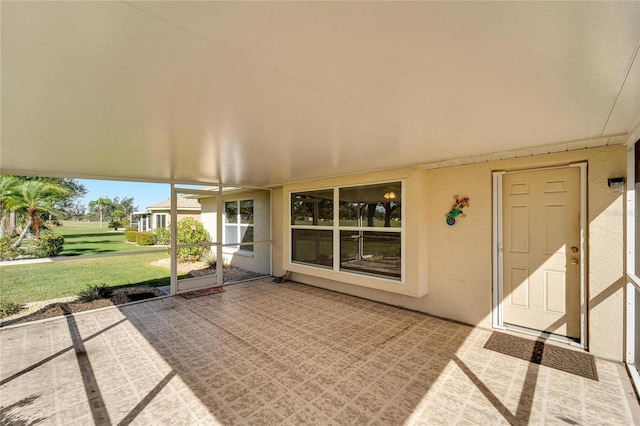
[{"x1": 1, "y1": 2, "x2": 639, "y2": 186}]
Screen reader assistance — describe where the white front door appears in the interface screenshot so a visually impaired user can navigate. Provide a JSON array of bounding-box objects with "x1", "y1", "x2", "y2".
[{"x1": 501, "y1": 167, "x2": 581, "y2": 339}]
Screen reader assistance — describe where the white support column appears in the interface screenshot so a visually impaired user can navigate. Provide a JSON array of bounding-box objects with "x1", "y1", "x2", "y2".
[
  {"x1": 626, "y1": 141, "x2": 637, "y2": 365},
  {"x1": 170, "y1": 184, "x2": 177, "y2": 295},
  {"x1": 216, "y1": 186, "x2": 224, "y2": 287}
]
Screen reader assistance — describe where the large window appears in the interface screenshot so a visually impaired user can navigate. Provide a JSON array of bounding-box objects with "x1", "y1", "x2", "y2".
[
  {"x1": 291, "y1": 182, "x2": 402, "y2": 279},
  {"x1": 225, "y1": 200, "x2": 254, "y2": 253}
]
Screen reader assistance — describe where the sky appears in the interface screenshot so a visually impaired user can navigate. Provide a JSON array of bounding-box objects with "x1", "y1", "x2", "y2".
[{"x1": 77, "y1": 179, "x2": 170, "y2": 212}]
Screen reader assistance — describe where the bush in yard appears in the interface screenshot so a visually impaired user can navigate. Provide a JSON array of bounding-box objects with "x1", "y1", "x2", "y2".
[
  {"x1": 177, "y1": 217, "x2": 210, "y2": 262},
  {"x1": 0, "y1": 300, "x2": 24, "y2": 318},
  {"x1": 125, "y1": 230, "x2": 138, "y2": 242},
  {"x1": 108, "y1": 219, "x2": 123, "y2": 230},
  {"x1": 153, "y1": 227, "x2": 170, "y2": 245},
  {"x1": 33, "y1": 233, "x2": 65, "y2": 257},
  {"x1": 0, "y1": 236, "x2": 19, "y2": 260},
  {"x1": 201, "y1": 249, "x2": 217, "y2": 268},
  {"x1": 77, "y1": 284, "x2": 113, "y2": 303},
  {"x1": 136, "y1": 231, "x2": 154, "y2": 246}
]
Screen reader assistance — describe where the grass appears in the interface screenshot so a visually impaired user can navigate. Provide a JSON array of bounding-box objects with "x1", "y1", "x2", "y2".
[
  {"x1": 0, "y1": 253, "x2": 184, "y2": 304},
  {"x1": 1, "y1": 221, "x2": 187, "y2": 304},
  {"x1": 52, "y1": 221, "x2": 159, "y2": 256}
]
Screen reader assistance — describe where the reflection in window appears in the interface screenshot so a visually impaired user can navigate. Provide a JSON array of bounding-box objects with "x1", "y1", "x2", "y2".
[
  {"x1": 339, "y1": 183, "x2": 401, "y2": 228},
  {"x1": 291, "y1": 190, "x2": 334, "y2": 226},
  {"x1": 290, "y1": 181, "x2": 402, "y2": 280},
  {"x1": 225, "y1": 200, "x2": 254, "y2": 253},
  {"x1": 291, "y1": 229, "x2": 333, "y2": 268},
  {"x1": 340, "y1": 231, "x2": 401, "y2": 278}
]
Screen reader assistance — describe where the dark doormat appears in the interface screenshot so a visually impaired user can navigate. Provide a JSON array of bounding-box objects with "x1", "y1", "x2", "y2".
[
  {"x1": 181, "y1": 286, "x2": 225, "y2": 299},
  {"x1": 484, "y1": 332, "x2": 598, "y2": 381}
]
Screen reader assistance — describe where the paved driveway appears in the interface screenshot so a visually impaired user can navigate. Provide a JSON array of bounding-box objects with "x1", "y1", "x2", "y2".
[{"x1": 1, "y1": 279, "x2": 638, "y2": 425}]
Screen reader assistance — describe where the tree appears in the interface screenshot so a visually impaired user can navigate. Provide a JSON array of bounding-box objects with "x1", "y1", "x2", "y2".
[
  {"x1": 67, "y1": 202, "x2": 86, "y2": 221},
  {"x1": 109, "y1": 210, "x2": 125, "y2": 230},
  {"x1": 88, "y1": 197, "x2": 115, "y2": 229},
  {"x1": 1, "y1": 175, "x2": 87, "y2": 236},
  {"x1": 12, "y1": 180, "x2": 71, "y2": 248},
  {"x1": 0, "y1": 176, "x2": 21, "y2": 237}
]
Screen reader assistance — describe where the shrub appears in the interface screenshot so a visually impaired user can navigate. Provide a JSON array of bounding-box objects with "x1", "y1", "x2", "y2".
[
  {"x1": 136, "y1": 231, "x2": 154, "y2": 246},
  {"x1": 33, "y1": 233, "x2": 65, "y2": 257},
  {"x1": 0, "y1": 236, "x2": 19, "y2": 261},
  {"x1": 153, "y1": 227, "x2": 170, "y2": 245},
  {"x1": 0, "y1": 300, "x2": 24, "y2": 318},
  {"x1": 77, "y1": 284, "x2": 113, "y2": 303},
  {"x1": 124, "y1": 230, "x2": 138, "y2": 242},
  {"x1": 177, "y1": 217, "x2": 210, "y2": 262},
  {"x1": 124, "y1": 225, "x2": 137, "y2": 232},
  {"x1": 108, "y1": 220, "x2": 123, "y2": 230},
  {"x1": 201, "y1": 249, "x2": 217, "y2": 268}
]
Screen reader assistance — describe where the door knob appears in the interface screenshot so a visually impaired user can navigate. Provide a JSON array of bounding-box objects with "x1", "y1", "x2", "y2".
[
  {"x1": 571, "y1": 246, "x2": 579, "y2": 253},
  {"x1": 570, "y1": 259, "x2": 578, "y2": 265}
]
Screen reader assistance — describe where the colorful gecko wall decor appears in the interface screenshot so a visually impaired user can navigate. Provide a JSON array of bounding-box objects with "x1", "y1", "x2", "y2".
[{"x1": 446, "y1": 195, "x2": 469, "y2": 225}]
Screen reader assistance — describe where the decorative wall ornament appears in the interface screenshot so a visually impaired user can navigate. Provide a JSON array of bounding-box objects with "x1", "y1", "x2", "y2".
[{"x1": 446, "y1": 195, "x2": 469, "y2": 225}]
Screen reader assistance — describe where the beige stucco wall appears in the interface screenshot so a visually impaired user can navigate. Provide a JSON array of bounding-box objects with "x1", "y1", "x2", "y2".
[
  {"x1": 200, "y1": 190, "x2": 271, "y2": 275},
  {"x1": 276, "y1": 146, "x2": 627, "y2": 361}
]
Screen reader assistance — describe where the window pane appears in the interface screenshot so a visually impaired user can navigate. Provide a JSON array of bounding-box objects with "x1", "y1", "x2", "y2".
[
  {"x1": 240, "y1": 200, "x2": 253, "y2": 224},
  {"x1": 339, "y1": 183, "x2": 401, "y2": 227},
  {"x1": 340, "y1": 231, "x2": 401, "y2": 279},
  {"x1": 225, "y1": 225, "x2": 238, "y2": 244},
  {"x1": 292, "y1": 229, "x2": 333, "y2": 267},
  {"x1": 240, "y1": 225, "x2": 254, "y2": 252},
  {"x1": 225, "y1": 201, "x2": 238, "y2": 224},
  {"x1": 291, "y1": 190, "x2": 334, "y2": 226}
]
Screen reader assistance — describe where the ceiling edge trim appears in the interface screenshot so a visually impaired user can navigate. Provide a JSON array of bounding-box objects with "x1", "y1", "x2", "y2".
[{"x1": 420, "y1": 133, "x2": 629, "y2": 170}]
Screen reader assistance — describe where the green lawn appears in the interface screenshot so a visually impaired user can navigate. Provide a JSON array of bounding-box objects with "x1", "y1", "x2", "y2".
[
  {"x1": 0, "y1": 253, "x2": 181, "y2": 304},
  {"x1": 54, "y1": 221, "x2": 156, "y2": 256},
  {"x1": 0, "y1": 221, "x2": 182, "y2": 305}
]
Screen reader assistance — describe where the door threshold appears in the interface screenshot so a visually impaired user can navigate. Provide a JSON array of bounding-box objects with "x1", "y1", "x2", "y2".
[{"x1": 502, "y1": 323, "x2": 584, "y2": 349}]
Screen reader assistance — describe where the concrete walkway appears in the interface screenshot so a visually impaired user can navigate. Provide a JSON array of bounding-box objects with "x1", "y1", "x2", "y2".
[{"x1": 1, "y1": 279, "x2": 638, "y2": 425}]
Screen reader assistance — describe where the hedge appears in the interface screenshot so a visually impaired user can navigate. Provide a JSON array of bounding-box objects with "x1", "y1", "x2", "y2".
[
  {"x1": 136, "y1": 232, "x2": 154, "y2": 246},
  {"x1": 124, "y1": 230, "x2": 138, "y2": 242}
]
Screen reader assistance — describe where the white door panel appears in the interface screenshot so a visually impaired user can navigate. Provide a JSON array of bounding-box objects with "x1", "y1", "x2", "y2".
[{"x1": 502, "y1": 167, "x2": 581, "y2": 339}]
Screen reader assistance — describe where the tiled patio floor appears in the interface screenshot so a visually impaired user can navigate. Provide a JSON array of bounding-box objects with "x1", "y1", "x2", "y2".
[{"x1": 1, "y1": 279, "x2": 638, "y2": 425}]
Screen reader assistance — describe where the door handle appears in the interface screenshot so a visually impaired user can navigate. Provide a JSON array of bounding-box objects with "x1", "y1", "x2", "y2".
[{"x1": 570, "y1": 259, "x2": 578, "y2": 265}]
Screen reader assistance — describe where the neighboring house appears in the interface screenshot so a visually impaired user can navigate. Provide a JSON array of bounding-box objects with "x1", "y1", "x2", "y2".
[{"x1": 130, "y1": 197, "x2": 201, "y2": 232}]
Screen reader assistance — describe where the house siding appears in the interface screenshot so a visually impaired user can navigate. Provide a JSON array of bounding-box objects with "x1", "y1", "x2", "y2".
[{"x1": 275, "y1": 146, "x2": 627, "y2": 361}]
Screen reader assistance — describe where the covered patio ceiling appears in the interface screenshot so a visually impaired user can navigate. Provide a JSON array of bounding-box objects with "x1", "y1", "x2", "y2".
[{"x1": 1, "y1": 2, "x2": 639, "y2": 187}]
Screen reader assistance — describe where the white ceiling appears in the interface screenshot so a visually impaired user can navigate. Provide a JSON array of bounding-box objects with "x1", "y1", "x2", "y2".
[{"x1": 1, "y1": 1, "x2": 639, "y2": 187}]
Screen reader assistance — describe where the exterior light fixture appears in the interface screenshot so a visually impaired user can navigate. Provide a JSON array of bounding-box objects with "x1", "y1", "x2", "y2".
[
  {"x1": 607, "y1": 177, "x2": 625, "y2": 193},
  {"x1": 384, "y1": 191, "x2": 396, "y2": 200}
]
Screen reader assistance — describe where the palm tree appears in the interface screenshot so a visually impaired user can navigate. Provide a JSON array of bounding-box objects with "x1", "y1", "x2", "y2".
[
  {"x1": 12, "y1": 181, "x2": 71, "y2": 248},
  {"x1": 88, "y1": 197, "x2": 115, "y2": 229},
  {"x1": 0, "y1": 176, "x2": 21, "y2": 237}
]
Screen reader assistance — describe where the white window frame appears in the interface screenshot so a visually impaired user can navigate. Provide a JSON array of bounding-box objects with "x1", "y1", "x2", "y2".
[
  {"x1": 289, "y1": 180, "x2": 404, "y2": 281},
  {"x1": 290, "y1": 187, "x2": 335, "y2": 269},
  {"x1": 155, "y1": 213, "x2": 168, "y2": 230},
  {"x1": 224, "y1": 199, "x2": 254, "y2": 254}
]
